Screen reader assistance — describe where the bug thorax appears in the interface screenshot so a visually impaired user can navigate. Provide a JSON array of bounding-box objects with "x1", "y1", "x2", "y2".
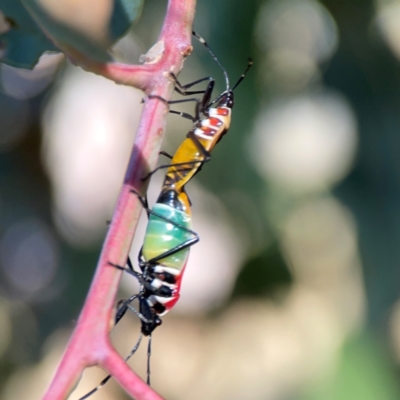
[{"x1": 156, "y1": 189, "x2": 187, "y2": 211}]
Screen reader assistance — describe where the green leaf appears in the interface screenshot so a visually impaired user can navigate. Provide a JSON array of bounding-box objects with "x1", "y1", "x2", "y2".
[
  {"x1": 0, "y1": 1, "x2": 58, "y2": 68},
  {"x1": 0, "y1": 0, "x2": 143, "y2": 69},
  {"x1": 110, "y1": 0, "x2": 143, "y2": 42}
]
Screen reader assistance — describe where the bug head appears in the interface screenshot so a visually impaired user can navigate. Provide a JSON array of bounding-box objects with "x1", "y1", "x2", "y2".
[
  {"x1": 139, "y1": 296, "x2": 163, "y2": 335},
  {"x1": 141, "y1": 315, "x2": 162, "y2": 336},
  {"x1": 216, "y1": 90, "x2": 235, "y2": 108},
  {"x1": 210, "y1": 59, "x2": 252, "y2": 109}
]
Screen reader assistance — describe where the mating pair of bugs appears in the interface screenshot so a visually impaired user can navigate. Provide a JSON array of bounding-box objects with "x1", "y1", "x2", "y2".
[{"x1": 78, "y1": 31, "x2": 252, "y2": 399}]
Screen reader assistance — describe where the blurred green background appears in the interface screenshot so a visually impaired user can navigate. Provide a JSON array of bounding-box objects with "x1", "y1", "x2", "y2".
[{"x1": 1, "y1": 0, "x2": 400, "y2": 399}]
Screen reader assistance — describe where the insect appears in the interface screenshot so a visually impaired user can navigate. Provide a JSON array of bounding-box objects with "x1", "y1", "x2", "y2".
[
  {"x1": 78, "y1": 31, "x2": 252, "y2": 399},
  {"x1": 143, "y1": 30, "x2": 253, "y2": 193},
  {"x1": 78, "y1": 190, "x2": 198, "y2": 399},
  {"x1": 125, "y1": 187, "x2": 198, "y2": 336}
]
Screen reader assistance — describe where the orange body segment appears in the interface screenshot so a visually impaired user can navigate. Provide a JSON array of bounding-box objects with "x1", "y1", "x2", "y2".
[{"x1": 161, "y1": 106, "x2": 231, "y2": 193}]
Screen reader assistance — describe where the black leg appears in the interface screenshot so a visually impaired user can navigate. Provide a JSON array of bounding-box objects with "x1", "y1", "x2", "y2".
[
  {"x1": 130, "y1": 189, "x2": 151, "y2": 216},
  {"x1": 172, "y1": 79, "x2": 214, "y2": 120},
  {"x1": 173, "y1": 80, "x2": 214, "y2": 120},
  {"x1": 169, "y1": 110, "x2": 195, "y2": 121},
  {"x1": 126, "y1": 257, "x2": 136, "y2": 271},
  {"x1": 110, "y1": 260, "x2": 174, "y2": 298},
  {"x1": 172, "y1": 73, "x2": 213, "y2": 96},
  {"x1": 148, "y1": 80, "x2": 214, "y2": 121},
  {"x1": 112, "y1": 263, "x2": 174, "y2": 298},
  {"x1": 144, "y1": 235, "x2": 199, "y2": 266},
  {"x1": 160, "y1": 151, "x2": 173, "y2": 159},
  {"x1": 115, "y1": 294, "x2": 139, "y2": 323},
  {"x1": 141, "y1": 159, "x2": 203, "y2": 182},
  {"x1": 130, "y1": 190, "x2": 198, "y2": 236},
  {"x1": 186, "y1": 130, "x2": 211, "y2": 161},
  {"x1": 110, "y1": 261, "x2": 141, "y2": 279},
  {"x1": 141, "y1": 127, "x2": 212, "y2": 182},
  {"x1": 148, "y1": 94, "x2": 200, "y2": 109},
  {"x1": 146, "y1": 94, "x2": 199, "y2": 120},
  {"x1": 148, "y1": 208, "x2": 198, "y2": 236},
  {"x1": 147, "y1": 335, "x2": 152, "y2": 385}
]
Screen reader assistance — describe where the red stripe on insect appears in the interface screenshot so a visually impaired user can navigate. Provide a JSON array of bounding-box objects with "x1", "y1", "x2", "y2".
[
  {"x1": 201, "y1": 127, "x2": 218, "y2": 137},
  {"x1": 216, "y1": 108, "x2": 229, "y2": 116}
]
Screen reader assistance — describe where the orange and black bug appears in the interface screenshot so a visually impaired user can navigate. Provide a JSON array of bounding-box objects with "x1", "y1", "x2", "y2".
[{"x1": 145, "y1": 31, "x2": 253, "y2": 194}]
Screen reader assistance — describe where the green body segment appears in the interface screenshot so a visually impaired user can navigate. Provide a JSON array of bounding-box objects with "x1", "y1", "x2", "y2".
[{"x1": 142, "y1": 203, "x2": 192, "y2": 270}]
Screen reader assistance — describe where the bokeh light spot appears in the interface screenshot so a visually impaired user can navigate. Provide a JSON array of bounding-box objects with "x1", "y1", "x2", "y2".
[
  {"x1": 249, "y1": 91, "x2": 358, "y2": 192},
  {"x1": 256, "y1": 0, "x2": 338, "y2": 62},
  {"x1": 42, "y1": 65, "x2": 143, "y2": 247},
  {"x1": 376, "y1": 2, "x2": 400, "y2": 62},
  {"x1": 0, "y1": 219, "x2": 59, "y2": 299}
]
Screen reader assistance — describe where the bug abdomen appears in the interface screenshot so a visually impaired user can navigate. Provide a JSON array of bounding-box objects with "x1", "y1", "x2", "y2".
[{"x1": 142, "y1": 204, "x2": 192, "y2": 270}]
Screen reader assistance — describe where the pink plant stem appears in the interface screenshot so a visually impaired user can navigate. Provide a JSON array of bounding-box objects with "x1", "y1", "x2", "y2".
[{"x1": 42, "y1": 1, "x2": 196, "y2": 399}]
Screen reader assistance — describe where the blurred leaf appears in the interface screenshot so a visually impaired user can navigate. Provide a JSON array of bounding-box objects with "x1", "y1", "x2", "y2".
[
  {"x1": 231, "y1": 242, "x2": 292, "y2": 299},
  {"x1": 109, "y1": 0, "x2": 143, "y2": 42},
  {"x1": 302, "y1": 333, "x2": 400, "y2": 400},
  {"x1": 0, "y1": 1, "x2": 58, "y2": 68},
  {"x1": 0, "y1": 0, "x2": 143, "y2": 69}
]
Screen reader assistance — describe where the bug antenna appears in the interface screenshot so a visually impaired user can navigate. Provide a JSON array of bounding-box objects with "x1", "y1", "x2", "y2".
[
  {"x1": 193, "y1": 31, "x2": 230, "y2": 91},
  {"x1": 231, "y1": 58, "x2": 253, "y2": 92},
  {"x1": 124, "y1": 332, "x2": 143, "y2": 364}
]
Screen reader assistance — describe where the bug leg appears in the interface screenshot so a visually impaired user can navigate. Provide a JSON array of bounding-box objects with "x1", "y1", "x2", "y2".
[
  {"x1": 170, "y1": 79, "x2": 214, "y2": 120},
  {"x1": 126, "y1": 303, "x2": 153, "y2": 324},
  {"x1": 146, "y1": 94, "x2": 169, "y2": 106},
  {"x1": 167, "y1": 97, "x2": 202, "y2": 122},
  {"x1": 187, "y1": 130, "x2": 211, "y2": 161},
  {"x1": 169, "y1": 109, "x2": 196, "y2": 121},
  {"x1": 144, "y1": 130, "x2": 211, "y2": 181},
  {"x1": 115, "y1": 294, "x2": 139, "y2": 323},
  {"x1": 141, "y1": 158, "x2": 204, "y2": 182},
  {"x1": 146, "y1": 234, "x2": 200, "y2": 266},
  {"x1": 171, "y1": 72, "x2": 213, "y2": 96},
  {"x1": 112, "y1": 262, "x2": 173, "y2": 298},
  {"x1": 147, "y1": 335, "x2": 152, "y2": 385},
  {"x1": 109, "y1": 261, "x2": 142, "y2": 280},
  {"x1": 130, "y1": 189, "x2": 151, "y2": 217},
  {"x1": 147, "y1": 94, "x2": 203, "y2": 106},
  {"x1": 147, "y1": 94, "x2": 199, "y2": 120},
  {"x1": 108, "y1": 261, "x2": 158, "y2": 296},
  {"x1": 160, "y1": 150, "x2": 173, "y2": 159},
  {"x1": 110, "y1": 256, "x2": 172, "y2": 298},
  {"x1": 170, "y1": 79, "x2": 215, "y2": 119},
  {"x1": 142, "y1": 126, "x2": 211, "y2": 182},
  {"x1": 137, "y1": 206, "x2": 199, "y2": 237}
]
